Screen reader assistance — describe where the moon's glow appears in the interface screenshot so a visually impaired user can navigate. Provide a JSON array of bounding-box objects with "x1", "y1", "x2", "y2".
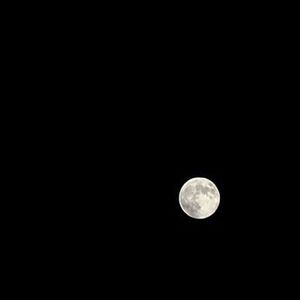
[{"x1": 179, "y1": 177, "x2": 220, "y2": 219}]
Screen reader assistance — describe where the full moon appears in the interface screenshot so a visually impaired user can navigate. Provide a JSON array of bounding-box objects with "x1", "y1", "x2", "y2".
[{"x1": 179, "y1": 177, "x2": 220, "y2": 219}]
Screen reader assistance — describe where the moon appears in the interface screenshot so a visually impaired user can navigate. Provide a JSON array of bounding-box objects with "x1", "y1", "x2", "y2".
[{"x1": 179, "y1": 177, "x2": 220, "y2": 219}]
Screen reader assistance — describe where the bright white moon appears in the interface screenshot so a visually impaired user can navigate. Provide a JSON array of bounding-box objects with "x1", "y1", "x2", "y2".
[{"x1": 179, "y1": 177, "x2": 220, "y2": 219}]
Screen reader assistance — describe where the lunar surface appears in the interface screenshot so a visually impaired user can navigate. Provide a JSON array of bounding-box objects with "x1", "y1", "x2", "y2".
[{"x1": 179, "y1": 177, "x2": 220, "y2": 219}]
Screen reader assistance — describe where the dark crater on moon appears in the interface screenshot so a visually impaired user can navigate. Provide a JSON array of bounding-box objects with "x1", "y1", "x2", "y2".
[{"x1": 195, "y1": 183, "x2": 215, "y2": 196}]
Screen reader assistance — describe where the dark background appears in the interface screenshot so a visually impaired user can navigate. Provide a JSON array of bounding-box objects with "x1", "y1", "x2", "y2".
[{"x1": 8, "y1": 3, "x2": 299, "y2": 295}]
